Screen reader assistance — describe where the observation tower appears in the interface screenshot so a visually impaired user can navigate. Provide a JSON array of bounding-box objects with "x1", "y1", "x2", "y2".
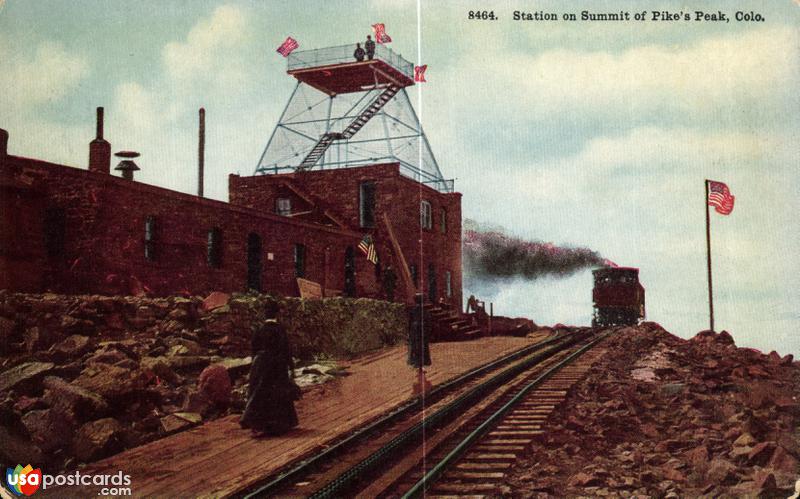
[{"x1": 256, "y1": 43, "x2": 452, "y2": 192}]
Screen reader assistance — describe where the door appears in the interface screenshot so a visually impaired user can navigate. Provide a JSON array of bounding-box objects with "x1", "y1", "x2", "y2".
[
  {"x1": 247, "y1": 233, "x2": 262, "y2": 292},
  {"x1": 427, "y1": 263, "x2": 437, "y2": 302}
]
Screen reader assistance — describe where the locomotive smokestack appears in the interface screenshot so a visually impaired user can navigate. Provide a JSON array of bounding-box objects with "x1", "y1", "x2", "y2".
[
  {"x1": 88, "y1": 107, "x2": 111, "y2": 174},
  {"x1": 96, "y1": 107, "x2": 104, "y2": 139},
  {"x1": 198, "y1": 107, "x2": 205, "y2": 197}
]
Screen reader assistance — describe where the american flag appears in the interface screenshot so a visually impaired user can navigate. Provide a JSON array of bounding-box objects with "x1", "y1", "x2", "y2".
[
  {"x1": 276, "y1": 37, "x2": 299, "y2": 57},
  {"x1": 371, "y1": 23, "x2": 392, "y2": 44},
  {"x1": 414, "y1": 65, "x2": 427, "y2": 82},
  {"x1": 358, "y1": 234, "x2": 378, "y2": 264},
  {"x1": 707, "y1": 180, "x2": 735, "y2": 215}
]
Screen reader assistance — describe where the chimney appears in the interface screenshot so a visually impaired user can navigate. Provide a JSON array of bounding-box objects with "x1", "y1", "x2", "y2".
[
  {"x1": 198, "y1": 107, "x2": 205, "y2": 197},
  {"x1": 114, "y1": 151, "x2": 140, "y2": 181},
  {"x1": 0, "y1": 128, "x2": 8, "y2": 160},
  {"x1": 89, "y1": 107, "x2": 111, "y2": 174}
]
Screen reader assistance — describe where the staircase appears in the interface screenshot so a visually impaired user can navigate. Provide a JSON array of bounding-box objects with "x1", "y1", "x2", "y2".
[
  {"x1": 425, "y1": 303, "x2": 482, "y2": 342},
  {"x1": 297, "y1": 85, "x2": 400, "y2": 170}
]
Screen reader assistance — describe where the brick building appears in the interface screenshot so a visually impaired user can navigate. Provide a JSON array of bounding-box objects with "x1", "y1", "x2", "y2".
[{"x1": 0, "y1": 43, "x2": 463, "y2": 305}]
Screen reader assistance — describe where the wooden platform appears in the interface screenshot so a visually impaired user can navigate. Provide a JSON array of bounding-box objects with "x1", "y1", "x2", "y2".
[{"x1": 56, "y1": 334, "x2": 548, "y2": 498}]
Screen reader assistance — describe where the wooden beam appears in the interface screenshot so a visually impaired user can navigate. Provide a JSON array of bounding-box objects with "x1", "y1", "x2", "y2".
[{"x1": 382, "y1": 212, "x2": 414, "y2": 303}]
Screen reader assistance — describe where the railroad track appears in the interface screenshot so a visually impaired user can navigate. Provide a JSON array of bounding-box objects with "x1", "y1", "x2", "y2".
[
  {"x1": 239, "y1": 328, "x2": 607, "y2": 498},
  {"x1": 397, "y1": 336, "x2": 608, "y2": 498},
  {"x1": 236, "y1": 331, "x2": 575, "y2": 498}
]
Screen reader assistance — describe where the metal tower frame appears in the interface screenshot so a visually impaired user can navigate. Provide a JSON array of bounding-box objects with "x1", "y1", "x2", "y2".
[{"x1": 255, "y1": 45, "x2": 453, "y2": 193}]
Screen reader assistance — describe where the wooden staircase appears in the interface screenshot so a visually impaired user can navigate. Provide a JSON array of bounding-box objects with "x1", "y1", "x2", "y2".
[
  {"x1": 297, "y1": 85, "x2": 400, "y2": 170},
  {"x1": 424, "y1": 303, "x2": 482, "y2": 342}
]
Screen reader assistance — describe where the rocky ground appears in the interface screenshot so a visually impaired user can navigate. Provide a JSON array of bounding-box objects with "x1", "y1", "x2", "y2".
[
  {"x1": 506, "y1": 323, "x2": 800, "y2": 498},
  {"x1": 0, "y1": 292, "x2": 359, "y2": 472}
]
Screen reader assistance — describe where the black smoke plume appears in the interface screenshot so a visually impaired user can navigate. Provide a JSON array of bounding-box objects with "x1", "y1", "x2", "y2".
[{"x1": 463, "y1": 222, "x2": 608, "y2": 281}]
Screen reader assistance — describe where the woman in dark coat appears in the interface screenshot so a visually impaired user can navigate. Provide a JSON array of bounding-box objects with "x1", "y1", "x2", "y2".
[
  {"x1": 407, "y1": 293, "x2": 432, "y2": 368},
  {"x1": 240, "y1": 302, "x2": 299, "y2": 435}
]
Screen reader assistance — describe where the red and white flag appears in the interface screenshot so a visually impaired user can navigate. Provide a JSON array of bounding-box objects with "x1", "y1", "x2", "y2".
[
  {"x1": 414, "y1": 65, "x2": 427, "y2": 82},
  {"x1": 371, "y1": 23, "x2": 392, "y2": 44},
  {"x1": 358, "y1": 234, "x2": 378, "y2": 264},
  {"x1": 276, "y1": 37, "x2": 299, "y2": 57},
  {"x1": 707, "y1": 180, "x2": 735, "y2": 215}
]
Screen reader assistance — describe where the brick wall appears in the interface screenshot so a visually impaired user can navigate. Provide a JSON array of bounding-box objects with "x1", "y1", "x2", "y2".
[
  {"x1": 230, "y1": 163, "x2": 463, "y2": 306},
  {"x1": 0, "y1": 156, "x2": 369, "y2": 298}
]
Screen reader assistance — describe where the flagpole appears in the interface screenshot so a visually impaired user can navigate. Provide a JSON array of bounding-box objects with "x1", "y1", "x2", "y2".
[{"x1": 704, "y1": 179, "x2": 715, "y2": 332}]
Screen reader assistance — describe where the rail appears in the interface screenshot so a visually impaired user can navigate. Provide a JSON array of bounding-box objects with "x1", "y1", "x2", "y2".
[
  {"x1": 287, "y1": 43, "x2": 414, "y2": 80},
  {"x1": 238, "y1": 332, "x2": 564, "y2": 498},
  {"x1": 402, "y1": 330, "x2": 612, "y2": 498},
  {"x1": 305, "y1": 330, "x2": 596, "y2": 498}
]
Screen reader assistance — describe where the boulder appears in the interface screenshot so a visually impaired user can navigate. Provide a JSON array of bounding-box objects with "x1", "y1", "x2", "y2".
[
  {"x1": 73, "y1": 364, "x2": 148, "y2": 400},
  {"x1": 0, "y1": 425, "x2": 44, "y2": 467},
  {"x1": 0, "y1": 362, "x2": 54, "y2": 393},
  {"x1": 50, "y1": 334, "x2": 92, "y2": 360},
  {"x1": 707, "y1": 458, "x2": 738, "y2": 485},
  {"x1": 219, "y1": 357, "x2": 252, "y2": 379},
  {"x1": 13, "y1": 396, "x2": 43, "y2": 414},
  {"x1": 73, "y1": 418, "x2": 124, "y2": 462},
  {"x1": 747, "y1": 441, "x2": 776, "y2": 466},
  {"x1": 85, "y1": 347, "x2": 129, "y2": 365},
  {"x1": 197, "y1": 364, "x2": 231, "y2": 406},
  {"x1": 22, "y1": 409, "x2": 74, "y2": 453},
  {"x1": 160, "y1": 412, "x2": 202, "y2": 433},
  {"x1": 733, "y1": 432, "x2": 757, "y2": 447},
  {"x1": 202, "y1": 292, "x2": 230, "y2": 312},
  {"x1": 140, "y1": 357, "x2": 181, "y2": 385},
  {"x1": 769, "y1": 445, "x2": 800, "y2": 473},
  {"x1": 42, "y1": 376, "x2": 108, "y2": 422}
]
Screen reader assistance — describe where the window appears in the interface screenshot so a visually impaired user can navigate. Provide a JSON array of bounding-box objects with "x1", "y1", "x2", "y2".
[
  {"x1": 44, "y1": 207, "x2": 66, "y2": 259},
  {"x1": 420, "y1": 200, "x2": 432, "y2": 230},
  {"x1": 440, "y1": 208, "x2": 447, "y2": 234},
  {"x1": 276, "y1": 198, "x2": 291, "y2": 216},
  {"x1": 294, "y1": 244, "x2": 306, "y2": 278},
  {"x1": 445, "y1": 271, "x2": 452, "y2": 298},
  {"x1": 410, "y1": 264, "x2": 418, "y2": 287},
  {"x1": 359, "y1": 181, "x2": 376, "y2": 228},
  {"x1": 207, "y1": 228, "x2": 222, "y2": 268},
  {"x1": 144, "y1": 216, "x2": 156, "y2": 261}
]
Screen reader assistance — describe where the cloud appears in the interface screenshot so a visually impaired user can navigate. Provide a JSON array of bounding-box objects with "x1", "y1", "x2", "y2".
[
  {"x1": 0, "y1": 40, "x2": 89, "y2": 113},
  {"x1": 441, "y1": 26, "x2": 799, "y2": 130},
  {"x1": 162, "y1": 5, "x2": 252, "y2": 91}
]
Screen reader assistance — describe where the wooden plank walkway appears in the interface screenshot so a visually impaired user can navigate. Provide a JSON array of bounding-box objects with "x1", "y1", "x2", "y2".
[{"x1": 58, "y1": 334, "x2": 548, "y2": 498}]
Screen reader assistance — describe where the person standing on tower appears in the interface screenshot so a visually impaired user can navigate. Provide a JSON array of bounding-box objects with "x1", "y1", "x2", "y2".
[
  {"x1": 353, "y1": 43, "x2": 365, "y2": 62},
  {"x1": 365, "y1": 35, "x2": 376, "y2": 60}
]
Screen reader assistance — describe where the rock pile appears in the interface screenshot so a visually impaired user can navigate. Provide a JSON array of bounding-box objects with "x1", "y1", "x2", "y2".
[
  {"x1": 0, "y1": 291, "x2": 404, "y2": 471},
  {"x1": 507, "y1": 323, "x2": 799, "y2": 498}
]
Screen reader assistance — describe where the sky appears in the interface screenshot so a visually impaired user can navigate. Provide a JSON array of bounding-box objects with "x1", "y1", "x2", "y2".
[{"x1": 1, "y1": 1, "x2": 798, "y2": 354}]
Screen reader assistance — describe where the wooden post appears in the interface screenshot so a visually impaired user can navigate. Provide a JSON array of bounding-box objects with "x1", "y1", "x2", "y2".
[
  {"x1": 198, "y1": 108, "x2": 205, "y2": 197},
  {"x1": 382, "y1": 213, "x2": 415, "y2": 303},
  {"x1": 705, "y1": 179, "x2": 714, "y2": 332}
]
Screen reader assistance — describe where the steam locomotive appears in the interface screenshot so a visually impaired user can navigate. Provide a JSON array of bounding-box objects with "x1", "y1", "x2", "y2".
[{"x1": 592, "y1": 267, "x2": 645, "y2": 327}]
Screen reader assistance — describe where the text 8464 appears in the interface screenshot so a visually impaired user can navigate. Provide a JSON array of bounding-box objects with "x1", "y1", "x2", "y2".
[{"x1": 468, "y1": 11, "x2": 497, "y2": 20}]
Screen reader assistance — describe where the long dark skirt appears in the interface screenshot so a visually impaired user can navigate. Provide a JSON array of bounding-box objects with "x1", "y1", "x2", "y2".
[
  {"x1": 408, "y1": 307, "x2": 432, "y2": 368},
  {"x1": 240, "y1": 352, "x2": 298, "y2": 434}
]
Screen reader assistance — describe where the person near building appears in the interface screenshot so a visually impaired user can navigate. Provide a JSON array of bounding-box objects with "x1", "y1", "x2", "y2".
[
  {"x1": 408, "y1": 293, "x2": 432, "y2": 394},
  {"x1": 240, "y1": 301, "x2": 300, "y2": 435}
]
